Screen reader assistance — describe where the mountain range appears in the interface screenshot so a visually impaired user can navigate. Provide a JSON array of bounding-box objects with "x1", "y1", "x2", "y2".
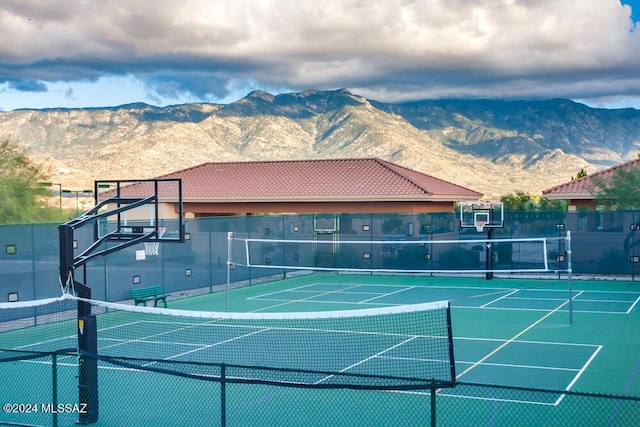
[{"x1": 1, "y1": 89, "x2": 639, "y2": 198}]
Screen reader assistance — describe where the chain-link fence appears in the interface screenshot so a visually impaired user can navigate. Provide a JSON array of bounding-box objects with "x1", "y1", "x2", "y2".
[
  {"x1": 2, "y1": 210, "x2": 640, "y2": 304},
  {"x1": 1, "y1": 350, "x2": 638, "y2": 426},
  {"x1": 2, "y1": 211, "x2": 640, "y2": 426},
  {"x1": 438, "y1": 382, "x2": 640, "y2": 427}
]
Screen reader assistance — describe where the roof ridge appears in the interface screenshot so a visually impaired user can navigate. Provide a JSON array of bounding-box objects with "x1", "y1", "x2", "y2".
[
  {"x1": 156, "y1": 161, "x2": 217, "y2": 178},
  {"x1": 376, "y1": 158, "x2": 482, "y2": 196},
  {"x1": 374, "y1": 159, "x2": 430, "y2": 195},
  {"x1": 165, "y1": 157, "x2": 385, "y2": 169}
]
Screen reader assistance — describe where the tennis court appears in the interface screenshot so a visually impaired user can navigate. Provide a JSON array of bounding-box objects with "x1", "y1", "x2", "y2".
[
  {"x1": 1, "y1": 273, "x2": 639, "y2": 426},
  {"x1": 206, "y1": 274, "x2": 640, "y2": 391}
]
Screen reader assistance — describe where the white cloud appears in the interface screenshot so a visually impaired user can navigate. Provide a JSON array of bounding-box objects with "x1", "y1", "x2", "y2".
[{"x1": 0, "y1": 0, "x2": 638, "y2": 108}]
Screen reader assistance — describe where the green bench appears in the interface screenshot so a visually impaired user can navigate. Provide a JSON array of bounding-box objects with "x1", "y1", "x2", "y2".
[{"x1": 130, "y1": 285, "x2": 168, "y2": 307}]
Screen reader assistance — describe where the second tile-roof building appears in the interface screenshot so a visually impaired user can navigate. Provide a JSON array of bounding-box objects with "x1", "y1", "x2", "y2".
[{"x1": 543, "y1": 158, "x2": 640, "y2": 211}]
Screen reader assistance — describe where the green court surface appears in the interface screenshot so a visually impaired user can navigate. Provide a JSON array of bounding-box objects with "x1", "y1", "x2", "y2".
[
  {"x1": 2, "y1": 273, "x2": 640, "y2": 426},
  {"x1": 171, "y1": 274, "x2": 640, "y2": 394}
]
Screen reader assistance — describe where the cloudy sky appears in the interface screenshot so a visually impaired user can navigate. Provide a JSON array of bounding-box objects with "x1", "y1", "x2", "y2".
[{"x1": 1, "y1": 0, "x2": 639, "y2": 111}]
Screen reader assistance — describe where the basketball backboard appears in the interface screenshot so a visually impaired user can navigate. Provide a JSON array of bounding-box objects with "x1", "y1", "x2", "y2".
[
  {"x1": 93, "y1": 178, "x2": 184, "y2": 243},
  {"x1": 459, "y1": 201, "x2": 504, "y2": 232}
]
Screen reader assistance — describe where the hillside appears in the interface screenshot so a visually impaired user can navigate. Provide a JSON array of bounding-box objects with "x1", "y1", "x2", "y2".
[{"x1": 1, "y1": 89, "x2": 639, "y2": 198}]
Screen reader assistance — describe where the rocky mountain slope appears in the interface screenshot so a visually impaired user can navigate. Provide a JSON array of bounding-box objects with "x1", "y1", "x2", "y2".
[{"x1": 1, "y1": 89, "x2": 639, "y2": 198}]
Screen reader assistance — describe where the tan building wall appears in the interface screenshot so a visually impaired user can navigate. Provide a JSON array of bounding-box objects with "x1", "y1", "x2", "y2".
[{"x1": 184, "y1": 200, "x2": 456, "y2": 217}]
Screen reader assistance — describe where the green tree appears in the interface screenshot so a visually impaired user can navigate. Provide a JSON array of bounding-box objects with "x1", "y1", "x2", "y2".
[
  {"x1": 501, "y1": 191, "x2": 536, "y2": 211},
  {"x1": 576, "y1": 168, "x2": 588, "y2": 179},
  {"x1": 501, "y1": 191, "x2": 567, "y2": 212},
  {"x1": 593, "y1": 168, "x2": 640, "y2": 209},
  {"x1": 537, "y1": 197, "x2": 568, "y2": 212},
  {"x1": 0, "y1": 139, "x2": 67, "y2": 223}
]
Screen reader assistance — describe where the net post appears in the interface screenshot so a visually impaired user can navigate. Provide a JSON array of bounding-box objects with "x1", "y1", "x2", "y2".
[
  {"x1": 226, "y1": 231, "x2": 233, "y2": 311},
  {"x1": 567, "y1": 230, "x2": 573, "y2": 325}
]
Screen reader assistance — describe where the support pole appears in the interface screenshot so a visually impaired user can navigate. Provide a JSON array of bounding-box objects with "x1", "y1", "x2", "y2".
[
  {"x1": 567, "y1": 230, "x2": 573, "y2": 325},
  {"x1": 226, "y1": 231, "x2": 233, "y2": 311},
  {"x1": 430, "y1": 388, "x2": 436, "y2": 427},
  {"x1": 221, "y1": 364, "x2": 227, "y2": 427},
  {"x1": 485, "y1": 228, "x2": 494, "y2": 280},
  {"x1": 75, "y1": 279, "x2": 98, "y2": 424},
  {"x1": 52, "y1": 353, "x2": 58, "y2": 427},
  {"x1": 59, "y1": 223, "x2": 99, "y2": 424}
]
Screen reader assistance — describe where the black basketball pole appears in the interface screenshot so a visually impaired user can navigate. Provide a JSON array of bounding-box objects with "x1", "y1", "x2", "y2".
[
  {"x1": 485, "y1": 228, "x2": 494, "y2": 280},
  {"x1": 59, "y1": 223, "x2": 99, "y2": 424},
  {"x1": 56, "y1": 178, "x2": 183, "y2": 424}
]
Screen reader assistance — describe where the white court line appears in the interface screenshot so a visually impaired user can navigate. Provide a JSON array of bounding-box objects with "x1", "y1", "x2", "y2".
[
  {"x1": 481, "y1": 289, "x2": 519, "y2": 308},
  {"x1": 359, "y1": 286, "x2": 415, "y2": 303},
  {"x1": 95, "y1": 316, "x2": 228, "y2": 354},
  {"x1": 453, "y1": 305, "x2": 631, "y2": 315},
  {"x1": 260, "y1": 290, "x2": 381, "y2": 296},
  {"x1": 455, "y1": 290, "x2": 584, "y2": 381},
  {"x1": 455, "y1": 335, "x2": 600, "y2": 348},
  {"x1": 453, "y1": 360, "x2": 581, "y2": 372},
  {"x1": 246, "y1": 282, "x2": 326, "y2": 299},
  {"x1": 508, "y1": 297, "x2": 638, "y2": 306},
  {"x1": 98, "y1": 337, "x2": 209, "y2": 347},
  {"x1": 576, "y1": 289, "x2": 640, "y2": 295},
  {"x1": 571, "y1": 297, "x2": 638, "y2": 303},
  {"x1": 142, "y1": 328, "x2": 272, "y2": 368},
  {"x1": 11, "y1": 333, "x2": 77, "y2": 350},
  {"x1": 507, "y1": 296, "x2": 574, "y2": 301},
  {"x1": 10, "y1": 320, "x2": 145, "y2": 352},
  {"x1": 249, "y1": 283, "x2": 416, "y2": 306},
  {"x1": 553, "y1": 345, "x2": 604, "y2": 406},
  {"x1": 437, "y1": 391, "x2": 559, "y2": 406},
  {"x1": 247, "y1": 280, "x2": 638, "y2": 315},
  {"x1": 314, "y1": 336, "x2": 419, "y2": 385},
  {"x1": 249, "y1": 284, "x2": 365, "y2": 312},
  {"x1": 246, "y1": 281, "x2": 408, "y2": 301},
  {"x1": 627, "y1": 296, "x2": 640, "y2": 314},
  {"x1": 245, "y1": 297, "x2": 397, "y2": 306},
  {"x1": 385, "y1": 388, "x2": 560, "y2": 406}
]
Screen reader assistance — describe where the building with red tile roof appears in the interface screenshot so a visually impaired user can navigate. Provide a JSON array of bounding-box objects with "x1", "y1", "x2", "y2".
[
  {"x1": 155, "y1": 158, "x2": 482, "y2": 216},
  {"x1": 543, "y1": 158, "x2": 640, "y2": 210}
]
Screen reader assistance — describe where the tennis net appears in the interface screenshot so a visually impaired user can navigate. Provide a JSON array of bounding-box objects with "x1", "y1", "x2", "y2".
[
  {"x1": 0, "y1": 295, "x2": 76, "y2": 353},
  {"x1": 0, "y1": 293, "x2": 456, "y2": 390},
  {"x1": 229, "y1": 234, "x2": 571, "y2": 274}
]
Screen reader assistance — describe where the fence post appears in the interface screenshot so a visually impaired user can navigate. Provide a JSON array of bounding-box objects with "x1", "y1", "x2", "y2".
[
  {"x1": 430, "y1": 388, "x2": 436, "y2": 427},
  {"x1": 52, "y1": 352, "x2": 58, "y2": 427},
  {"x1": 221, "y1": 364, "x2": 226, "y2": 427}
]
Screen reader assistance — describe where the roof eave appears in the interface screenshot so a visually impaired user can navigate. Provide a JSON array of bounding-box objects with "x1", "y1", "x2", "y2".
[
  {"x1": 183, "y1": 194, "x2": 480, "y2": 203},
  {"x1": 543, "y1": 192, "x2": 595, "y2": 200}
]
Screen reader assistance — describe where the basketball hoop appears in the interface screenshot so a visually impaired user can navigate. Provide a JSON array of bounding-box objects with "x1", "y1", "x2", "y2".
[
  {"x1": 459, "y1": 201, "x2": 504, "y2": 233},
  {"x1": 474, "y1": 222, "x2": 486, "y2": 233},
  {"x1": 144, "y1": 227, "x2": 166, "y2": 256}
]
